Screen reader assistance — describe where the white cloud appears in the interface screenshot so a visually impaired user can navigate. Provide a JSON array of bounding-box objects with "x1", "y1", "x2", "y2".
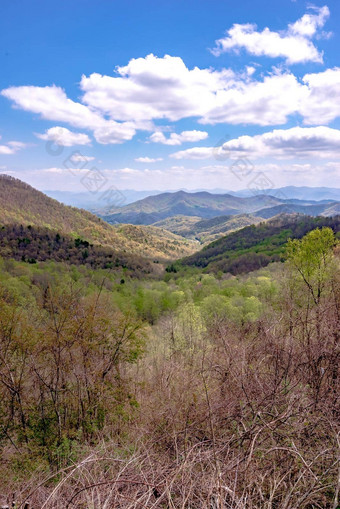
[
  {"x1": 70, "y1": 153, "x2": 95, "y2": 162},
  {"x1": 211, "y1": 6, "x2": 330, "y2": 64},
  {"x1": 135, "y1": 156, "x2": 163, "y2": 163},
  {"x1": 0, "y1": 136, "x2": 27, "y2": 155},
  {"x1": 101, "y1": 158, "x2": 340, "y2": 189},
  {"x1": 78, "y1": 55, "x2": 310, "y2": 126},
  {"x1": 170, "y1": 147, "x2": 215, "y2": 160},
  {"x1": 29, "y1": 167, "x2": 91, "y2": 176},
  {"x1": 0, "y1": 146, "x2": 14, "y2": 155},
  {"x1": 1, "y1": 85, "x2": 137, "y2": 144},
  {"x1": 171, "y1": 126, "x2": 340, "y2": 160},
  {"x1": 36, "y1": 127, "x2": 91, "y2": 146},
  {"x1": 93, "y1": 123, "x2": 136, "y2": 144},
  {"x1": 3, "y1": 49, "x2": 340, "y2": 143},
  {"x1": 2, "y1": 85, "x2": 102, "y2": 129},
  {"x1": 80, "y1": 54, "x2": 236, "y2": 123},
  {"x1": 301, "y1": 67, "x2": 340, "y2": 124},
  {"x1": 289, "y1": 6, "x2": 330, "y2": 37},
  {"x1": 9, "y1": 157, "x2": 340, "y2": 192},
  {"x1": 149, "y1": 130, "x2": 208, "y2": 145}
]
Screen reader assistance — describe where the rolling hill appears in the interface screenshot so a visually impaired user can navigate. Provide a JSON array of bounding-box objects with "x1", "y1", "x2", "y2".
[
  {"x1": 47, "y1": 187, "x2": 340, "y2": 210},
  {"x1": 100, "y1": 190, "x2": 339, "y2": 226},
  {"x1": 0, "y1": 175, "x2": 198, "y2": 263},
  {"x1": 175, "y1": 215, "x2": 340, "y2": 275},
  {"x1": 0, "y1": 224, "x2": 155, "y2": 275},
  {"x1": 253, "y1": 202, "x2": 336, "y2": 219},
  {"x1": 153, "y1": 213, "x2": 263, "y2": 243}
]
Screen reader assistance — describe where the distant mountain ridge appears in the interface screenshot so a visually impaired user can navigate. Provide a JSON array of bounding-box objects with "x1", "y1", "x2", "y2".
[
  {"x1": 44, "y1": 186, "x2": 340, "y2": 210},
  {"x1": 99, "y1": 190, "x2": 339, "y2": 226},
  {"x1": 228, "y1": 186, "x2": 340, "y2": 201}
]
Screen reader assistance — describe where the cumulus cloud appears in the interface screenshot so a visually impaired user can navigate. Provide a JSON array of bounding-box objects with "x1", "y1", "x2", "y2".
[
  {"x1": 2, "y1": 50, "x2": 340, "y2": 144},
  {"x1": 36, "y1": 127, "x2": 91, "y2": 146},
  {"x1": 79, "y1": 55, "x2": 311, "y2": 126},
  {"x1": 171, "y1": 126, "x2": 340, "y2": 160},
  {"x1": 0, "y1": 137, "x2": 27, "y2": 155},
  {"x1": 301, "y1": 67, "x2": 340, "y2": 124},
  {"x1": 135, "y1": 156, "x2": 163, "y2": 163},
  {"x1": 80, "y1": 54, "x2": 236, "y2": 123},
  {"x1": 0, "y1": 145, "x2": 15, "y2": 155},
  {"x1": 149, "y1": 130, "x2": 208, "y2": 145},
  {"x1": 79, "y1": 59, "x2": 340, "y2": 126},
  {"x1": 170, "y1": 147, "x2": 215, "y2": 160},
  {"x1": 1, "y1": 85, "x2": 136, "y2": 144},
  {"x1": 70, "y1": 154, "x2": 95, "y2": 162},
  {"x1": 289, "y1": 6, "x2": 330, "y2": 37},
  {"x1": 211, "y1": 6, "x2": 330, "y2": 64}
]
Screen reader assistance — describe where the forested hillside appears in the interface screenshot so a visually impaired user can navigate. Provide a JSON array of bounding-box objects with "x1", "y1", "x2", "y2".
[
  {"x1": 100, "y1": 189, "x2": 339, "y2": 226},
  {"x1": 178, "y1": 214, "x2": 340, "y2": 274},
  {"x1": 0, "y1": 224, "x2": 154, "y2": 275},
  {"x1": 0, "y1": 227, "x2": 339, "y2": 508},
  {"x1": 101, "y1": 190, "x2": 285, "y2": 224},
  {"x1": 0, "y1": 175, "x2": 197, "y2": 262},
  {"x1": 3, "y1": 0, "x2": 340, "y2": 506},
  {"x1": 153, "y1": 213, "x2": 263, "y2": 243}
]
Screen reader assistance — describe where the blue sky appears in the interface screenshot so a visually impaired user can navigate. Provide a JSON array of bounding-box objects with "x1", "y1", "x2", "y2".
[{"x1": 1, "y1": 0, "x2": 340, "y2": 193}]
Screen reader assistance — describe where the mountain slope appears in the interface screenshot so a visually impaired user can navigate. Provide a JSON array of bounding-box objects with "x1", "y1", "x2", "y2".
[
  {"x1": 177, "y1": 215, "x2": 340, "y2": 275},
  {"x1": 100, "y1": 190, "x2": 339, "y2": 225},
  {"x1": 0, "y1": 224, "x2": 154, "y2": 275},
  {"x1": 101, "y1": 190, "x2": 284, "y2": 225},
  {"x1": 44, "y1": 187, "x2": 340, "y2": 209},
  {"x1": 254, "y1": 202, "x2": 337, "y2": 219},
  {"x1": 153, "y1": 214, "x2": 263, "y2": 243},
  {"x1": 0, "y1": 175, "x2": 197, "y2": 262}
]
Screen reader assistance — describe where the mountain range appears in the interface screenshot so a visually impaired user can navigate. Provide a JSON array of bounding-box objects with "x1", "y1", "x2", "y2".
[
  {"x1": 99, "y1": 190, "x2": 339, "y2": 226},
  {"x1": 44, "y1": 186, "x2": 340, "y2": 210},
  {"x1": 2, "y1": 175, "x2": 340, "y2": 276},
  {"x1": 0, "y1": 175, "x2": 197, "y2": 267}
]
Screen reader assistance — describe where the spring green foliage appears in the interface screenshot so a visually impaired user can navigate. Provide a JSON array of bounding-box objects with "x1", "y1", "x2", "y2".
[
  {"x1": 286, "y1": 227, "x2": 336, "y2": 304},
  {"x1": 0, "y1": 224, "x2": 155, "y2": 275},
  {"x1": 0, "y1": 175, "x2": 198, "y2": 263},
  {"x1": 178, "y1": 215, "x2": 340, "y2": 275},
  {"x1": 0, "y1": 226, "x2": 339, "y2": 507},
  {"x1": 0, "y1": 259, "x2": 147, "y2": 471},
  {"x1": 0, "y1": 257, "x2": 274, "y2": 472},
  {"x1": 152, "y1": 213, "x2": 263, "y2": 243}
]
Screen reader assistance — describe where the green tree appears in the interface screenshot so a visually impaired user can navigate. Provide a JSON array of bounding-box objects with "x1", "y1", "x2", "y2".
[{"x1": 286, "y1": 227, "x2": 336, "y2": 306}]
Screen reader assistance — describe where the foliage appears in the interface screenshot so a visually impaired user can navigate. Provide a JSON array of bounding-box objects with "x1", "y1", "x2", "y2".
[
  {"x1": 0, "y1": 227, "x2": 339, "y2": 509},
  {"x1": 178, "y1": 214, "x2": 340, "y2": 274},
  {"x1": 0, "y1": 223, "x2": 155, "y2": 276},
  {"x1": 0, "y1": 175, "x2": 198, "y2": 263},
  {"x1": 153, "y1": 213, "x2": 263, "y2": 243},
  {"x1": 0, "y1": 261, "x2": 145, "y2": 470},
  {"x1": 286, "y1": 226, "x2": 336, "y2": 304}
]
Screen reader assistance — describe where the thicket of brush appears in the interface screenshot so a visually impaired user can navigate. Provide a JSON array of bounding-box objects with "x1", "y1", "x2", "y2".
[{"x1": 0, "y1": 228, "x2": 339, "y2": 508}]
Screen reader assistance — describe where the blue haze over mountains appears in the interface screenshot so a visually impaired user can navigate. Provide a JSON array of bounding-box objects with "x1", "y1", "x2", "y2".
[{"x1": 45, "y1": 187, "x2": 340, "y2": 210}]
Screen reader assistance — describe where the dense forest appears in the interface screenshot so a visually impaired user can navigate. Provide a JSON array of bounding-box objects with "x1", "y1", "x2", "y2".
[
  {"x1": 178, "y1": 215, "x2": 340, "y2": 274},
  {"x1": 152, "y1": 213, "x2": 263, "y2": 243},
  {"x1": 0, "y1": 175, "x2": 197, "y2": 263},
  {"x1": 0, "y1": 224, "x2": 339, "y2": 508},
  {"x1": 0, "y1": 224, "x2": 154, "y2": 276}
]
